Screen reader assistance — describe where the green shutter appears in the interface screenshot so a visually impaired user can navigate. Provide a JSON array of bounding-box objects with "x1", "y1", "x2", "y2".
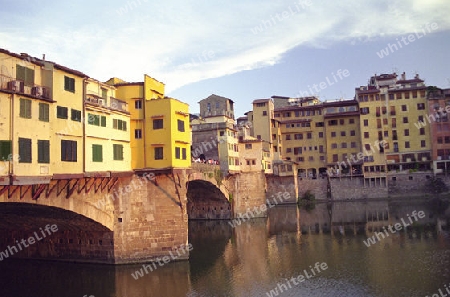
[
  {"x1": 0, "y1": 141, "x2": 12, "y2": 160},
  {"x1": 16, "y1": 65, "x2": 25, "y2": 81},
  {"x1": 92, "y1": 144, "x2": 102, "y2": 162},
  {"x1": 38, "y1": 140, "x2": 49, "y2": 163},
  {"x1": 122, "y1": 121, "x2": 127, "y2": 131},
  {"x1": 101, "y1": 116, "x2": 106, "y2": 127}
]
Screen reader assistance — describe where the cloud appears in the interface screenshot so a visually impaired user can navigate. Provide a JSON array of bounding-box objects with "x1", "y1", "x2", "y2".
[{"x1": 1, "y1": 0, "x2": 450, "y2": 93}]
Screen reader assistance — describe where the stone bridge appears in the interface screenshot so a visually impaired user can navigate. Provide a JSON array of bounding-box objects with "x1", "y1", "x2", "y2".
[{"x1": 0, "y1": 166, "x2": 266, "y2": 264}]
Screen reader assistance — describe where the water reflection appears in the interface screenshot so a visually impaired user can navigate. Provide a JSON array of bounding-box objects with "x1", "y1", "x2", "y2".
[{"x1": 0, "y1": 200, "x2": 449, "y2": 297}]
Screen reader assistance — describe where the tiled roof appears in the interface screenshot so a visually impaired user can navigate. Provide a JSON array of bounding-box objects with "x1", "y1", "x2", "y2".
[{"x1": 0, "y1": 48, "x2": 88, "y2": 78}]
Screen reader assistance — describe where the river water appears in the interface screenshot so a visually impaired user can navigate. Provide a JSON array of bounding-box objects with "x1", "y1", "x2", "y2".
[{"x1": 1, "y1": 199, "x2": 449, "y2": 297}]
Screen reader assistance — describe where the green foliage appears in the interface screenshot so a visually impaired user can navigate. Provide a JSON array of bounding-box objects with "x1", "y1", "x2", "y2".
[
  {"x1": 301, "y1": 190, "x2": 315, "y2": 202},
  {"x1": 425, "y1": 176, "x2": 449, "y2": 194},
  {"x1": 298, "y1": 190, "x2": 316, "y2": 211},
  {"x1": 214, "y1": 169, "x2": 223, "y2": 187}
]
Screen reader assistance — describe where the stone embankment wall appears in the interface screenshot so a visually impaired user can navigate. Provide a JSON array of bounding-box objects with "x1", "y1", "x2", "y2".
[{"x1": 266, "y1": 175, "x2": 298, "y2": 204}]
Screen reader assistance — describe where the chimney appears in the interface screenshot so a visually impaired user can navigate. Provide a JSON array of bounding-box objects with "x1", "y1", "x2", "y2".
[
  {"x1": 401, "y1": 72, "x2": 406, "y2": 80},
  {"x1": 42, "y1": 54, "x2": 45, "y2": 60}
]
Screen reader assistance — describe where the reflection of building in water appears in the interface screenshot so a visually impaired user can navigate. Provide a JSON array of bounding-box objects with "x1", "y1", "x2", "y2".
[{"x1": 299, "y1": 200, "x2": 438, "y2": 235}]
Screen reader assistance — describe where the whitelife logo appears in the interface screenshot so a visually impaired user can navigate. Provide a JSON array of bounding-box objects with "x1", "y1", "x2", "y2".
[
  {"x1": 0, "y1": 224, "x2": 58, "y2": 261},
  {"x1": 363, "y1": 210, "x2": 425, "y2": 247}
]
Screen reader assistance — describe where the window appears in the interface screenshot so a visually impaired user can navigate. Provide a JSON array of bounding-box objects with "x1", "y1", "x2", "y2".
[
  {"x1": 92, "y1": 144, "x2": 103, "y2": 162},
  {"x1": 331, "y1": 143, "x2": 337, "y2": 149},
  {"x1": 307, "y1": 132, "x2": 312, "y2": 139},
  {"x1": 417, "y1": 103, "x2": 425, "y2": 110},
  {"x1": 364, "y1": 132, "x2": 369, "y2": 138},
  {"x1": 256, "y1": 102, "x2": 266, "y2": 107},
  {"x1": 363, "y1": 119, "x2": 368, "y2": 126},
  {"x1": 153, "y1": 119, "x2": 163, "y2": 129},
  {"x1": 135, "y1": 129, "x2": 142, "y2": 139},
  {"x1": 71, "y1": 109, "x2": 81, "y2": 122},
  {"x1": 331, "y1": 132, "x2": 336, "y2": 137},
  {"x1": 402, "y1": 105, "x2": 407, "y2": 111},
  {"x1": 384, "y1": 131, "x2": 389, "y2": 137},
  {"x1": 349, "y1": 119, "x2": 355, "y2": 124},
  {"x1": 175, "y1": 147, "x2": 181, "y2": 159},
  {"x1": 16, "y1": 65, "x2": 34, "y2": 86},
  {"x1": 421, "y1": 140, "x2": 426, "y2": 148},
  {"x1": 61, "y1": 140, "x2": 77, "y2": 162},
  {"x1": 113, "y1": 119, "x2": 127, "y2": 131},
  {"x1": 360, "y1": 107, "x2": 370, "y2": 114},
  {"x1": 405, "y1": 92, "x2": 410, "y2": 99},
  {"x1": 405, "y1": 141, "x2": 410, "y2": 148},
  {"x1": 57, "y1": 106, "x2": 68, "y2": 119},
  {"x1": 245, "y1": 143, "x2": 252, "y2": 149},
  {"x1": 403, "y1": 117, "x2": 408, "y2": 123},
  {"x1": 340, "y1": 131, "x2": 346, "y2": 137},
  {"x1": 18, "y1": 138, "x2": 31, "y2": 163},
  {"x1": 284, "y1": 112, "x2": 291, "y2": 117},
  {"x1": 182, "y1": 148, "x2": 187, "y2": 160},
  {"x1": 64, "y1": 76, "x2": 75, "y2": 92},
  {"x1": 0, "y1": 141, "x2": 12, "y2": 161},
  {"x1": 20, "y1": 98, "x2": 32, "y2": 119},
  {"x1": 419, "y1": 128, "x2": 425, "y2": 135},
  {"x1": 365, "y1": 144, "x2": 371, "y2": 151},
  {"x1": 262, "y1": 111, "x2": 267, "y2": 116},
  {"x1": 392, "y1": 118, "x2": 397, "y2": 128},
  {"x1": 177, "y1": 119, "x2": 185, "y2": 132},
  {"x1": 389, "y1": 94, "x2": 394, "y2": 100},
  {"x1": 333, "y1": 154, "x2": 338, "y2": 162},
  {"x1": 418, "y1": 115, "x2": 424, "y2": 122},
  {"x1": 294, "y1": 134, "x2": 303, "y2": 140},
  {"x1": 315, "y1": 122, "x2": 324, "y2": 127},
  {"x1": 328, "y1": 120, "x2": 338, "y2": 126},
  {"x1": 38, "y1": 103, "x2": 49, "y2": 122},
  {"x1": 37, "y1": 140, "x2": 50, "y2": 164},
  {"x1": 113, "y1": 144, "x2": 124, "y2": 160},
  {"x1": 257, "y1": 135, "x2": 261, "y2": 140},
  {"x1": 351, "y1": 142, "x2": 356, "y2": 148},
  {"x1": 286, "y1": 134, "x2": 291, "y2": 140},
  {"x1": 318, "y1": 132, "x2": 324, "y2": 138},
  {"x1": 154, "y1": 147, "x2": 163, "y2": 160},
  {"x1": 412, "y1": 91, "x2": 417, "y2": 98},
  {"x1": 101, "y1": 88, "x2": 107, "y2": 99},
  {"x1": 341, "y1": 142, "x2": 347, "y2": 148},
  {"x1": 438, "y1": 137, "x2": 443, "y2": 144},
  {"x1": 350, "y1": 130, "x2": 355, "y2": 136},
  {"x1": 396, "y1": 93, "x2": 402, "y2": 99},
  {"x1": 135, "y1": 100, "x2": 142, "y2": 109}
]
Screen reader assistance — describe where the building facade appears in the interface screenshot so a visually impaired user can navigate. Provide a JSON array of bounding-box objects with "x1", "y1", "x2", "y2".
[{"x1": 356, "y1": 73, "x2": 431, "y2": 176}]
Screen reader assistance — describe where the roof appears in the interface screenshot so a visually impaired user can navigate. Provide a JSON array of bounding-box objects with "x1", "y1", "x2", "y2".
[
  {"x1": 113, "y1": 82, "x2": 144, "y2": 87},
  {"x1": 199, "y1": 94, "x2": 234, "y2": 103},
  {"x1": 0, "y1": 48, "x2": 88, "y2": 78},
  {"x1": 322, "y1": 99, "x2": 358, "y2": 107},
  {"x1": 275, "y1": 104, "x2": 323, "y2": 112},
  {"x1": 252, "y1": 99, "x2": 271, "y2": 104}
]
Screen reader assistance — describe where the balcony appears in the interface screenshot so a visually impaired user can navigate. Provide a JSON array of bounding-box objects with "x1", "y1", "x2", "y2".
[
  {"x1": 110, "y1": 97, "x2": 128, "y2": 112},
  {"x1": 84, "y1": 96, "x2": 129, "y2": 113},
  {"x1": 0, "y1": 74, "x2": 52, "y2": 100}
]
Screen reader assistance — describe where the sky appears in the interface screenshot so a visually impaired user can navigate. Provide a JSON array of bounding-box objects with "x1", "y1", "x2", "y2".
[{"x1": 1, "y1": 0, "x2": 450, "y2": 116}]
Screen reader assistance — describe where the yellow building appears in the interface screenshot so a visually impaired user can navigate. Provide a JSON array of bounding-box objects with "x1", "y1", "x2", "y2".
[
  {"x1": 323, "y1": 100, "x2": 362, "y2": 175},
  {"x1": 252, "y1": 99, "x2": 282, "y2": 160},
  {"x1": 0, "y1": 49, "x2": 87, "y2": 184},
  {"x1": 274, "y1": 98, "x2": 325, "y2": 178},
  {"x1": 84, "y1": 78, "x2": 131, "y2": 174},
  {"x1": 110, "y1": 75, "x2": 190, "y2": 169},
  {"x1": 356, "y1": 73, "x2": 431, "y2": 176}
]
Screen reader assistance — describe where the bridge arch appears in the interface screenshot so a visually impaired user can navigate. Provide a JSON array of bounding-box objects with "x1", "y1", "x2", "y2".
[
  {"x1": 187, "y1": 180, "x2": 231, "y2": 220},
  {"x1": 0, "y1": 202, "x2": 114, "y2": 263}
]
